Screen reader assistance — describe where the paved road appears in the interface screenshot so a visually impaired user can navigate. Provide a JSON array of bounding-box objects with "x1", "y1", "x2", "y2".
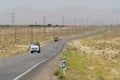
[{"x1": 0, "y1": 29, "x2": 106, "y2": 80}]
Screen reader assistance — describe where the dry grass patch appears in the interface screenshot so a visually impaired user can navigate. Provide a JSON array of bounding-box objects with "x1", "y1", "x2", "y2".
[
  {"x1": 55, "y1": 26, "x2": 120, "y2": 80},
  {"x1": 0, "y1": 26, "x2": 100, "y2": 58}
]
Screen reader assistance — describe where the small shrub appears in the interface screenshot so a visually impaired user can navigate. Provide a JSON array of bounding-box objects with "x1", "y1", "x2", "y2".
[
  {"x1": 98, "y1": 76, "x2": 104, "y2": 80},
  {"x1": 58, "y1": 74, "x2": 65, "y2": 80},
  {"x1": 54, "y1": 67, "x2": 62, "y2": 76},
  {"x1": 102, "y1": 51, "x2": 105, "y2": 53}
]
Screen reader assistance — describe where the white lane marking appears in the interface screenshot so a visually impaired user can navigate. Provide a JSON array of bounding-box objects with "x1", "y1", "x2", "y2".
[{"x1": 13, "y1": 58, "x2": 48, "y2": 80}]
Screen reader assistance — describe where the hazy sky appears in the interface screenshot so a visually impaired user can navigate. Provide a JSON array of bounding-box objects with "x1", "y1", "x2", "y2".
[{"x1": 0, "y1": 0, "x2": 120, "y2": 11}]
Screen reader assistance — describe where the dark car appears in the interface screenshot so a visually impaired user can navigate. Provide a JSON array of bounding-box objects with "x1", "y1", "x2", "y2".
[
  {"x1": 54, "y1": 36, "x2": 59, "y2": 42},
  {"x1": 30, "y1": 42, "x2": 40, "y2": 53}
]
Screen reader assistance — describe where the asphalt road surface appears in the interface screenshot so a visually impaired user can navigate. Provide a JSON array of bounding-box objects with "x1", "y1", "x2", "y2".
[{"x1": 0, "y1": 29, "x2": 106, "y2": 80}]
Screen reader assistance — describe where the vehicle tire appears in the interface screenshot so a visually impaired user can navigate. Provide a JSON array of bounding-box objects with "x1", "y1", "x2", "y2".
[
  {"x1": 38, "y1": 50, "x2": 40, "y2": 53},
  {"x1": 31, "y1": 51, "x2": 33, "y2": 53}
]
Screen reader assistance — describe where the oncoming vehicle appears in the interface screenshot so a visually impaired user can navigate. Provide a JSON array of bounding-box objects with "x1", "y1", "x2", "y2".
[{"x1": 30, "y1": 42, "x2": 40, "y2": 53}]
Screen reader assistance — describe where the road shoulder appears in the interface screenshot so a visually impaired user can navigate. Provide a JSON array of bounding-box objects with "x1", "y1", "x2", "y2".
[{"x1": 32, "y1": 53, "x2": 61, "y2": 80}]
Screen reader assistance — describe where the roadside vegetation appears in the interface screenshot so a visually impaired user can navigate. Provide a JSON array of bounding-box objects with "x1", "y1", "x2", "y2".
[
  {"x1": 54, "y1": 26, "x2": 120, "y2": 80},
  {"x1": 0, "y1": 25, "x2": 100, "y2": 58}
]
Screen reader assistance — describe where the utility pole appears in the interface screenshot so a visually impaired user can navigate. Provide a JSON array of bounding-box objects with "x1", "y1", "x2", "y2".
[
  {"x1": 116, "y1": 17, "x2": 119, "y2": 26},
  {"x1": 1, "y1": 29, "x2": 4, "y2": 41},
  {"x1": 35, "y1": 21, "x2": 37, "y2": 25},
  {"x1": 53, "y1": 25, "x2": 55, "y2": 37},
  {"x1": 80, "y1": 19, "x2": 83, "y2": 34},
  {"x1": 61, "y1": 16, "x2": 64, "y2": 36},
  {"x1": 74, "y1": 17, "x2": 76, "y2": 26},
  {"x1": 43, "y1": 16, "x2": 46, "y2": 39},
  {"x1": 25, "y1": 26, "x2": 28, "y2": 42},
  {"x1": 94, "y1": 20, "x2": 96, "y2": 26},
  {"x1": 31, "y1": 26, "x2": 33, "y2": 42},
  {"x1": 74, "y1": 17, "x2": 77, "y2": 34},
  {"x1": 11, "y1": 12, "x2": 17, "y2": 43},
  {"x1": 12, "y1": 12, "x2": 15, "y2": 25},
  {"x1": 87, "y1": 19, "x2": 89, "y2": 27}
]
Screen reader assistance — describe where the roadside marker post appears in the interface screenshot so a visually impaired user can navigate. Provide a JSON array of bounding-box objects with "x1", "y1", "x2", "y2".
[{"x1": 62, "y1": 60, "x2": 66, "y2": 76}]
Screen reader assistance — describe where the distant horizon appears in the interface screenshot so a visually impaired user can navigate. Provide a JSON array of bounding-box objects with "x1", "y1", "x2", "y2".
[
  {"x1": 1, "y1": 5, "x2": 120, "y2": 12},
  {"x1": 0, "y1": 0, "x2": 120, "y2": 12},
  {"x1": 1, "y1": 5, "x2": 120, "y2": 13},
  {"x1": 0, "y1": 0, "x2": 120, "y2": 25}
]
